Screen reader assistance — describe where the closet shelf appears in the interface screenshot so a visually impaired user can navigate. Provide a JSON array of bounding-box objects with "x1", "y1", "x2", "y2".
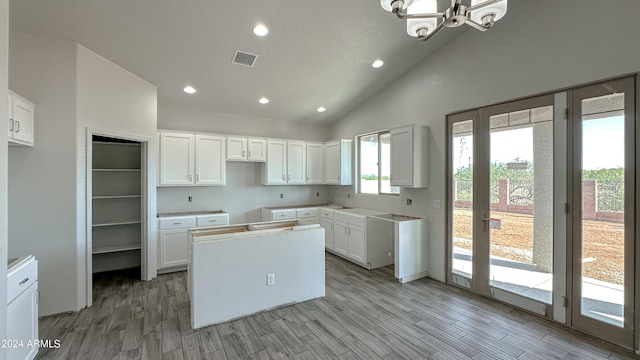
[
  {"x1": 93, "y1": 244, "x2": 142, "y2": 255},
  {"x1": 92, "y1": 220, "x2": 141, "y2": 228}
]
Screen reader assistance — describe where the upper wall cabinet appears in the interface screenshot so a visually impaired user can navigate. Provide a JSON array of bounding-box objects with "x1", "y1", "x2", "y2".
[
  {"x1": 159, "y1": 131, "x2": 226, "y2": 186},
  {"x1": 390, "y1": 124, "x2": 428, "y2": 188},
  {"x1": 226, "y1": 136, "x2": 267, "y2": 162},
  {"x1": 8, "y1": 91, "x2": 35, "y2": 146},
  {"x1": 325, "y1": 139, "x2": 352, "y2": 185},
  {"x1": 306, "y1": 142, "x2": 324, "y2": 184},
  {"x1": 262, "y1": 140, "x2": 308, "y2": 185}
]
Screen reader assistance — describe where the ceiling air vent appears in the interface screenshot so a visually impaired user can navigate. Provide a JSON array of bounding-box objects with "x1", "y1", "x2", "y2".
[{"x1": 231, "y1": 50, "x2": 258, "y2": 67}]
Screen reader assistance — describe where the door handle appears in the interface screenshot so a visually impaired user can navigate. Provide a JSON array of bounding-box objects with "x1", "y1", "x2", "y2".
[
  {"x1": 15, "y1": 121, "x2": 19, "y2": 133},
  {"x1": 9, "y1": 118, "x2": 13, "y2": 132}
]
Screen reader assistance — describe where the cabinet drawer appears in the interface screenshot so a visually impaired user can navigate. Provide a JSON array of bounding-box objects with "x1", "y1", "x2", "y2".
[
  {"x1": 320, "y1": 208, "x2": 334, "y2": 220},
  {"x1": 296, "y1": 208, "x2": 319, "y2": 219},
  {"x1": 270, "y1": 209, "x2": 296, "y2": 220},
  {"x1": 8, "y1": 259, "x2": 37, "y2": 303},
  {"x1": 159, "y1": 216, "x2": 196, "y2": 230},
  {"x1": 196, "y1": 214, "x2": 229, "y2": 227}
]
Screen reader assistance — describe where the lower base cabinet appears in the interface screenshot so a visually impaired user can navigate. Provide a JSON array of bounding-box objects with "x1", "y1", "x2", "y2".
[
  {"x1": 346, "y1": 224, "x2": 365, "y2": 263},
  {"x1": 7, "y1": 256, "x2": 38, "y2": 360},
  {"x1": 333, "y1": 221, "x2": 348, "y2": 256},
  {"x1": 158, "y1": 213, "x2": 229, "y2": 272},
  {"x1": 320, "y1": 217, "x2": 334, "y2": 250}
]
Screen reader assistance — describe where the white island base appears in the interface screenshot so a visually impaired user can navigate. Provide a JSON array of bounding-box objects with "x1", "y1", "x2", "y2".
[{"x1": 188, "y1": 221, "x2": 325, "y2": 329}]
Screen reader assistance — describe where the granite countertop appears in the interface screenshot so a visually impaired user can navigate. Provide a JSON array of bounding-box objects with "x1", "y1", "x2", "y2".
[{"x1": 157, "y1": 210, "x2": 227, "y2": 218}]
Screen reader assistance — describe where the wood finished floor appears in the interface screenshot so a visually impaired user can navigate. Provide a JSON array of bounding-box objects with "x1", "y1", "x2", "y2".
[{"x1": 36, "y1": 254, "x2": 638, "y2": 360}]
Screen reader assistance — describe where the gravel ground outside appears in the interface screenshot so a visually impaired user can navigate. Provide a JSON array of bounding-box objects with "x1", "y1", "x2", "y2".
[{"x1": 453, "y1": 209, "x2": 624, "y2": 285}]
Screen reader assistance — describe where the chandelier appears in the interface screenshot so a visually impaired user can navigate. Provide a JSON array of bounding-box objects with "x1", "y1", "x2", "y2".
[{"x1": 380, "y1": 0, "x2": 508, "y2": 41}]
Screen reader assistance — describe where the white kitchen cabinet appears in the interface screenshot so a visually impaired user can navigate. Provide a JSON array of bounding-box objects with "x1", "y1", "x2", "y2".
[
  {"x1": 158, "y1": 216, "x2": 196, "y2": 270},
  {"x1": 8, "y1": 91, "x2": 35, "y2": 146},
  {"x1": 263, "y1": 139, "x2": 287, "y2": 184},
  {"x1": 158, "y1": 214, "x2": 229, "y2": 271},
  {"x1": 262, "y1": 140, "x2": 307, "y2": 185},
  {"x1": 227, "y1": 136, "x2": 266, "y2": 162},
  {"x1": 325, "y1": 139, "x2": 352, "y2": 185},
  {"x1": 320, "y1": 208, "x2": 335, "y2": 250},
  {"x1": 347, "y1": 224, "x2": 365, "y2": 263},
  {"x1": 7, "y1": 256, "x2": 38, "y2": 360},
  {"x1": 306, "y1": 142, "x2": 324, "y2": 184},
  {"x1": 159, "y1": 131, "x2": 226, "y2": 186},
  {"x1": 159, "y1": 132, "x2": 194, "y2": 185},
  {"x1": 287, "y1": 141, "x2": 306, "y2": 184},
  {"x1": 195, "y1": 134, "x2": 226, "y2": 185},
  {"x1": 390, "y1": 124, "x2": 428, "y2": 188},
  {"x1": 333, "y1": 221, "x2": 349, "y2": 256}
]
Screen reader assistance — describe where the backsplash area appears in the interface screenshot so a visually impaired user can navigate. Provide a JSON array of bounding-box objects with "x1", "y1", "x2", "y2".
[{"x1": 157, "y1": 162, "x2": 331, "y2": 223}]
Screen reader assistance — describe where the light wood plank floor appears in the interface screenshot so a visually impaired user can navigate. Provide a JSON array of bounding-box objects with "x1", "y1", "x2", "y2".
[{"x1": 36, "y1": 253, "x2": 638, "y2": 359}]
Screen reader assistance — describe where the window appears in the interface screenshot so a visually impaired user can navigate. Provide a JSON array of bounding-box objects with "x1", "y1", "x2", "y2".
[{"x1": 358, "y1": 131, "x2": 400, "y2": 195}]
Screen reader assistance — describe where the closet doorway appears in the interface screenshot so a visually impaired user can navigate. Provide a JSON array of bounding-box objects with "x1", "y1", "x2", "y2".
[{"x1": 86, "y1": 131, "x2": 149, "y2": 306}]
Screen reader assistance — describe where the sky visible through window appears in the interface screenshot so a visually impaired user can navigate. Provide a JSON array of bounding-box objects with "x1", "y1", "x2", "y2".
[{"x1": 453, "y1": 115, "x2": 624, "y2": 171}]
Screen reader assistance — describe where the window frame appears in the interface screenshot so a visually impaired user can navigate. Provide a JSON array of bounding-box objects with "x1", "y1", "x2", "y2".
[{"x1": 357, "y1": 130, "x2": 400, "y2": 196}]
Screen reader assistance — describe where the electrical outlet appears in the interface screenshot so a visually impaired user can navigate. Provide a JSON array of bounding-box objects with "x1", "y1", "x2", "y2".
[
  {"x1": 280, "y1": 193, "x2": 284, "y2": 199},
  {"x1": 188, "y1": 196, "x2": 193, "y2": 202},
  {"x1": 267, "y1": 273, "x2": 275, "y2": 285},
  {"x1": 433, "y1": 200, "x2": 441, "y2": 209},
  {"x1": 406, "y1": 199, "x2": 412, "y2": 205}
]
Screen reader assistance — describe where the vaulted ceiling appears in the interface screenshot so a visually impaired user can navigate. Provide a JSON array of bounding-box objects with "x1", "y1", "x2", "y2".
[{"x1": 9, "y1": 0, "x2": 466, "y2": 123}]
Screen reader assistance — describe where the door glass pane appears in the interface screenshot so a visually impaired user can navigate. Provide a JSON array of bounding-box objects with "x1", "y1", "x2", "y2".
[
  {"x1": 451, "y1": 120, "x2": 473, "y2": 279},
  {"x1": 380, "y1": 133, "x2": 400, "y2": 194},
  {"x1": 359, "y1": 135, "x2": 378, "y2": 194},
  {"x1": 580, "y1": 93, "x2": 625, "y2": 327},
  {"x1": 489, "y1": 106, "x2": 554, "y2": 304}
]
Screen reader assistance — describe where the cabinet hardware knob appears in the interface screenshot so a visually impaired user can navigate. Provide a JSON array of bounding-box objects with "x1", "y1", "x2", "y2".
[
  {"x1": 173, "y1": 222, "x2": 182, "y2": 225},
  {"x1": 9, "y1": 119, "x2": 13, "y2": 132},
  {"x1": 15, "y1": 121, "x2": 19, "y2": 133},
  {"x1": 209, "y1": 220, "x2": 217, "y2": 222},
  {"x1": 196, "y1": 174, "x2": 200, "y2": 182},
  {"x1": 19, "y1": 277, "x2": 29, "y2": 285}
]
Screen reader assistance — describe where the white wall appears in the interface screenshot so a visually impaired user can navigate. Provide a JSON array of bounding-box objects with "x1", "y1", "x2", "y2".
[
  {"x1": 0, "y1": 0, "x2": 9, "y2": 350},
  {"x1": 8, "y1": 32, "x2": 79, "y2": 315},
  {"x1": 158, "y1": 162, "x2": 330, "y2": 223},
  {"x1": 157, "y1": 107, "x2": 332, "y2": 222},
  {"x1": 76, "y1": 45, "x2": 158, "y2": 294},
  {"x1": 329, "y1": 0, "x2": 640, "y2": 281},
  {"x1": 159, "y1": 107, "x2": 330, "y2": 142}
]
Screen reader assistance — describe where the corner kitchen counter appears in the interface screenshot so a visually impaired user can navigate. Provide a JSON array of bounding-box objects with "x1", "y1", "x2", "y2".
[{"x1": 188, "y1": 219, "x2": 325, "y2": 329}]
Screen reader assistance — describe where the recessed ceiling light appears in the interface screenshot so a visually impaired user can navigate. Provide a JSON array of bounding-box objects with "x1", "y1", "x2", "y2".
[
  {"x1": 183, "y1": 86, "x2": 196, "y2": 94},
  {"x1": 253, "y1": 24, "x2": 269, "y2": 37},
  {"x1": 372, "y1": 60, "x2": 384, "y2": 68},
  {"x1": 317, "y1": 107, "x2": 326, "y2": 113},
  {"x1": 259, "y1": 97, "x2": 270, "y2": 104}
]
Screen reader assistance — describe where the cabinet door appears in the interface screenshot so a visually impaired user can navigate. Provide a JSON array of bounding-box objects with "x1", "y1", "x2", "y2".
[
  {"x1": 159, "y1": 229, "x2": 189, "y2": 268},
  {"x1": 195, "y1": 134, "x2": 226, "y2": 185},
  {"x1": 390, "y1": 126, "x2": 414, "y2": 187},
  {"x1": 347, "y1": 225, "x2": 366, "y2": 264},
  {"x1": 306, "y1": 143, "x2": 324, "y2": 184},
  {"x1": 160, "y1": 132, "x2": 194, "y2": 185},
  {"x1": 226, "y1": 137, "x2": 247, "y2": 161},
  {"x1": 7, "y1": 93, "x2": 12, "y2": 139},
  {"x1": 247, "y1": 138, "x2": 267, "y2": 162},
  {"x1": 333, "y1": 221, "x2": 349, "y2": 256},
  {"x1": 320, "y1": 218, "x2": 334, "y2": 250},
  {"x1": 7, "y1": 281, "x2": 38, "y2": 360},
  {"x1": 287, "y1": 141, "x2": 306, "y2": 184},
  {"x1": 11, "y1": 95, "x2": 35, "y2": 145},
  {"x1": 264, "y1": 140, "x2": 287, "y2": 184},
  {"x1": 324, "y1": 140, "x2": 340, "y2": 184}
]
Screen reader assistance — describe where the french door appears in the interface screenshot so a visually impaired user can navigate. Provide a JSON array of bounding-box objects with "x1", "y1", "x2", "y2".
[
  {"x1": 447, "y1": 76, "x2": 637, "y2": 349},
  {"x1": 570, "y1": 77, "x2": 635, "y2": 347},
  {"x1": 448, "y1": 94, "x2": 558, "y2": 317}
]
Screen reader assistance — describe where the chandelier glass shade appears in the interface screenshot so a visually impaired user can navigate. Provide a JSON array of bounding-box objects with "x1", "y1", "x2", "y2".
[{"x1": 380, "y1": 0, "x2": 508, "y2": 41}]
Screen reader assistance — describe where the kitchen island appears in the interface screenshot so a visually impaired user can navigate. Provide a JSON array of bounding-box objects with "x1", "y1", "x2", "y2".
[{"x1": 188, "y1": 220, "x2": 325, "y2": 329}]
